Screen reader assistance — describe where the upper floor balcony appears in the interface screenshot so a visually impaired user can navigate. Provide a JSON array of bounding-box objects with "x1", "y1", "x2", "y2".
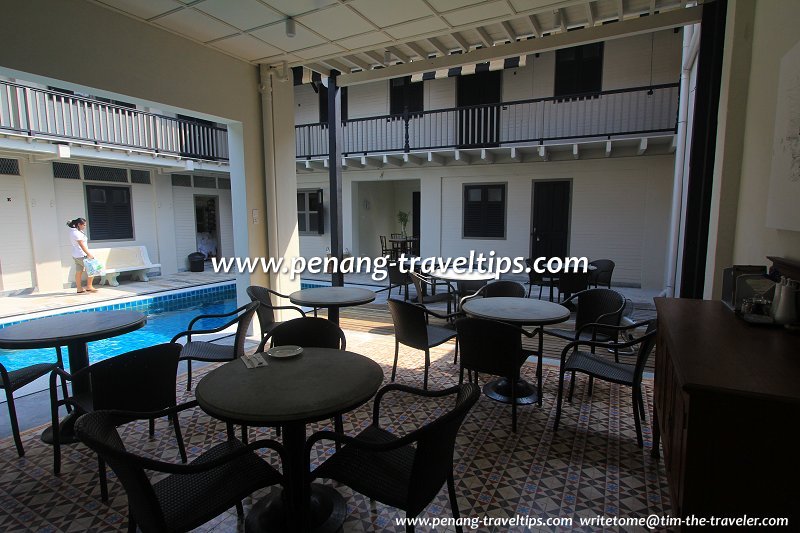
[
  {"x1": 295, "y1": 83, "x2": 679, "y2": 166},
  {"x1": 0, "y1": 80, "x2": 229, "y2": 162}
]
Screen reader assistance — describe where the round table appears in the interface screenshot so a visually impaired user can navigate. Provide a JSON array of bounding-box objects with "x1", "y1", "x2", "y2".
[
  {"x1": 0, "y1": 310, "x2": 147, "y2": 443},
  {"x1": 289, "y1": 287, "x2": 375, "y2": 325},
  {"x1": 428, "y1": 267, "x2": 497, "y2": 283},
  {"x1": 461, "y1": 297, "x2": 569, "y2": 406},
  {"x1": 196, "y1": 347, "x2": 384, "y2": 533}
]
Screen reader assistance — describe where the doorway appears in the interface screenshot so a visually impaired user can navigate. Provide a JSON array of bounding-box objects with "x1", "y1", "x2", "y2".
[
  {"x1": 412, "y1": 191, "x2": 420, "y2": 255},
  {"x1": 194, "y1": 195, "x2": 219, "y2": 259},
  {"x1": 457, "y1": 70, "x2": 502, "y2": 148},
  {"x1": 530, "y1": 181, "x2": 571, "y2": 261}
]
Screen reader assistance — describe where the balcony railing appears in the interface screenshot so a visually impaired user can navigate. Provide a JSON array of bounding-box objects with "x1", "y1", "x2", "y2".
[
  {"x1": 296, "y1": 83, "x2": 679, "y2": 158},
  {"x1": 0, "y1": 81, "x2": 228, "y2": 161}
]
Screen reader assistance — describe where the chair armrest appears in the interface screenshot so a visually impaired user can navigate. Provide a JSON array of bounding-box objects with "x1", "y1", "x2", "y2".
[
  {"x1": 559, "y1": 328, "x2": 654, "y2": 362},
  {"x1": 541, "y1": 328, "x2": 577, "y2": 341},
  {"x1": 306, "y1": 428, "x2": 412, "y2": 456},
  {"x1": 132, "y1": 437, "x2": 285, "y2": 475},
  {"x1": 372, "y1": 383, "x2": 461, "y2": 425},
  {"x1": 574, "y1": 320, "x2": 651, "y2": 338},
  {"x1": 424, "y1": 307, "x2": 463, "y2": 321},
  {"x1": 187, "y1": 302, "x2": 255, "y2": 330},
  {"x1": 270, "y1": 305, "x2": 307, "y2": 317},
  {"x1": 171, "y1": 314, "x2": 241, "y2": 343}
]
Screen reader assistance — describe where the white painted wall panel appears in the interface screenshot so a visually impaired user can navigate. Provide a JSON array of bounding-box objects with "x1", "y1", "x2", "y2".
[
  {"x1": 294, "y1": 84, "x2": 319, "y2": 125},
  {"x1": 603, "y1": 30, "x2": 682, "y2": 90},
  {"x1": 172, "y1": 186, "x2": 196, "y2": 271},
  {"x1": 347, "y1": 82, "x2": 388, "y2": 119},
  {"x1": 0, "y1": 175, "x2": 34, "y2": 291}
]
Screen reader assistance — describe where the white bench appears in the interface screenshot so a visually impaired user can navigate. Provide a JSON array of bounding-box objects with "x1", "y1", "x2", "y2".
[{"x1": 91, "y1": 246, "x2": 160, "y2": 286}]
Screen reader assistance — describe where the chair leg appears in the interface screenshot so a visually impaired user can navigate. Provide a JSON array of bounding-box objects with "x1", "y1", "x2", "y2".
[
  {"x1": 241, "y1": 425, "x2": 249, "y2": 444},
  {"x1": 459, "y1": 366, "x2": 464, "y2": 385},
  {"x1": 226, "y1": 422, "x2": 235, "y2": 439},
  {"x1": 128, "y1": 509, "x2": 137, "y2": 533},
  {"x1": 391, "y1": 341, "x2": 399, "y2": 382},
  {"x1": 171, "y1": 413, "x2": 188, "y2": 463},
  {"x1": 55, "y1": 347, "x2": 71, "y2": 414},
  {"x1": 638, "y1": 390, "x2": 647, "y2": 422},
  {"x1": 4, "y1": 388, "x2": 25, "y2": 457},
  {"x1": 632, "y1": 387, "x2": 643, "y2": 448},
  {"x1": 568, "y1": 370, "x2": 576, "y2": 402},
  {"x1": 511, "y1": 377, "x2": 518, "y2": 433},
  {"x1": 99, "y1": 455, "x2": 109, "y2": 503},
  {"x1": 588, "y1": 376, "x2": 594, "y2": 396},
  {"x1": 554, "y1": 370, "x2": 565, "y2": 432},
  {"x1": 447, "y1": 470, "x2": 464, "y2": 533},
  {"x1": 186, "y1": 359, "x2": 193, "y2": 391},
  {"x1": 235, "y1": 501, "x2": 244, "y2": 517},
  {"x1": 453, "y1": 338, "x2": 459, "y2": 364},
  {"x1": 334, "y1": 414, "x2": 344, "y2": 451},
  {"x1": 149, "y1": 418, "x2": 155, "y2": 438},
  {"x1": 651, "y1": 407, "x2": 661, "y2": 459},
  {"x1": 423, "y1": 349, "x2": 430, "y2": 390}
]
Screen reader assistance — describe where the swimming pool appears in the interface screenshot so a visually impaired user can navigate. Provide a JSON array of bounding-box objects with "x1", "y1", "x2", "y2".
[{"x1": 0, "y1": 280, "x2": 331, "y2": 373}]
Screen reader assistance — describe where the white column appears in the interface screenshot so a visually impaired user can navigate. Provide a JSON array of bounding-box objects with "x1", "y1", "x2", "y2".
[{"x1": 153, "y1": 171, "x2": 178, "y2": 276}]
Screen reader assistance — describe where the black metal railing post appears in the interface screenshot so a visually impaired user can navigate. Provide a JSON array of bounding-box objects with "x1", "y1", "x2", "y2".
[{"x1": 403, "y1": 106, "x2": 410, "y2": 153}]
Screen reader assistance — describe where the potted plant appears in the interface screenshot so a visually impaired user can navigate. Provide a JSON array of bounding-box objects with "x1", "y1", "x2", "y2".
[{"x1": 397, "y1": 210, "x2": 409, "y2": 238}]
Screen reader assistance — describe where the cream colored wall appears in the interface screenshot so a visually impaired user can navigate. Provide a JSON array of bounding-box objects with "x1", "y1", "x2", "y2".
[
  {"x1": 0, "y1": 171, "x2": 35, "y2": 291},
  {"x1": 0, "y1": 0, "x2": 267, "y2": 297},
  {"x1": 19, "y1": 161, "x2": 60, "y2": 291},
  {"x1": 705, "y1": 0, "x2": 800, "y2": 297}
]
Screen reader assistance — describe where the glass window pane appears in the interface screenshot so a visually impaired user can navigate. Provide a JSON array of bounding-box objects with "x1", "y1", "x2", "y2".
[
  {"x1": 487, "y1": 187, "x2": 503, "y2": 202},
  {"x1": 308, "y1": 193, "x2": 319, "y2": 211},
  {"x1": 298, "y1": 214, "x2": 306, "y2": 232},
  {"x1": 309, "y1": 213, "x2": 318, "y2": 232},
  {"x1": 297, "y1": 193, "x2": 305, "y2": 211},
  {"x1": 466, "y1": 188, "x2": 482, "y2": 202}
]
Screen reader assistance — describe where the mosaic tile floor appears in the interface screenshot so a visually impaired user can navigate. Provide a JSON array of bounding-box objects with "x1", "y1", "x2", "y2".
[{"x1": 0, "y1": 328, "x2": 669, "y2": 532}]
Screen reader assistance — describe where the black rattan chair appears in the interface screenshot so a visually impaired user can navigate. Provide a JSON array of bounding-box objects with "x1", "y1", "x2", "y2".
[
  {"x1": 246, "y1": 285, "x2": 306, "y2": 340},
  {"x1": 554, "y1": 320, "x2": 657, "y2": 447},
  {"x1": 387, "y1": 262, "x2": 411, "y2": 300},
  {"x1": 49, "y1": 343, "x2": 190, "y2": 502},
  {"x1": 588, "y1": 259, "x2": 615, "y2": 289},
  {"x1": 171, "y1": 301, "x2": 259, "y2": 391},
  {"x1": 387, "y1": 298, "x2": 460, "y2": 390},
  {"x1": 74, "y1": 409, "x2": 284, "y2": 533},
  {"x1": 1, "y1": 349, "x2": 70, "y2": 456},
  {"x1": 482, "y1": 280, "x2": 526, "y2": 298},
  {"x1": 409, "y1": 272, "x2": 456, "y2": 316},
  {"x1": 306, "y1": 383, "x2": 480, "y2": 533},
  {"x1": 380, "y1": 235, "x2": 395, "y2": 259},
  {"x1": 456, "y1": 317, "x2": 536, "y2": 432},
  {"x1": 554, "y1": 270, "x2": 590, "y2": 302},
  {"x1": 256, "y1": 316, "x2": 346, "y2": 352}
]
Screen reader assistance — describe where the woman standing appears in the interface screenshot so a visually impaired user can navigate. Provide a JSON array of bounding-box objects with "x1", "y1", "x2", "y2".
[{"x1": 67, "y1": 218, "x2": 97, "y2": 293}]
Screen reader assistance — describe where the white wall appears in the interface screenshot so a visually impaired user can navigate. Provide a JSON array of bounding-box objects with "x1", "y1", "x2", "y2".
[{"x1": 0, "y1": 171, "x2": 35, "y2": 291}]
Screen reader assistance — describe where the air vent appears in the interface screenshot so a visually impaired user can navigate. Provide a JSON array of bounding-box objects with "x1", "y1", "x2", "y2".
[
  {"x1": 0, "y1": 158, "x2": 20, "y2": 176},
  {"x1": 84, "y1": 165, "x2": 128, "y2": 183},
  {"x1": 53, "y1": 162, "x2": 80, "y2": 179},
  {"x1": 193, "y1": 175, "x2": 216, "y2": 189},
  {"x1": 217, "y1": 177, "x2": 231, "y2": 190},
  {"x1": 171, "y1": 174, "x2": 191, "y2": 187},
  {"x1": 131, "y1": 169, "x2": 151, "y2": 184}
]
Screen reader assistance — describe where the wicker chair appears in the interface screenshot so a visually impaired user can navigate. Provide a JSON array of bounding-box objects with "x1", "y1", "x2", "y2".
[
  {"x1": 482, "y1": 280, "x2": 526, "y2": 298},
  {"x1": 49, "y1": 343, "x2": 190, "y2": 502},
  {"x1": 456, "y1": 317, "x2": 536, "y2": 432},
  {"x1": 387, "y1": 262, "x2": 411, "y2": 300},
  {"x1": 387, "y1": 298, "x2": 460, "y2": 390},
  {"x1": 554, "y1": 270, "x2": 590, "y2": 303},
  {"x1": 74, "y1": 409, "x2": 284, "y2": 533},
  {"x1": 554, "y1": 320, "x2": 657, "y2": 447},
  {"x1": 1, "y1": 349, "x2": 70, "y2": 457},
  {"x1": 246, "y1": 286, "x2": 306, "y2": 340},
  {"x1": 306, "y1": 383, "x2": 480, "y2": 533},
  {"x1": 171, "y1": 301, "x2": 259, "y2": 391},
  {"x1": 409, "y1": 271, "x2": 457, "y2": 316},
  {"x1": 380, "y1": 235, "x2": 395, "y2": 259},
  {"x1": 524, "y1": 258, "x2": 549, "y2": 299},
  {"x1": 588, "y1": 259, "x2": 615, "y2": 289}
]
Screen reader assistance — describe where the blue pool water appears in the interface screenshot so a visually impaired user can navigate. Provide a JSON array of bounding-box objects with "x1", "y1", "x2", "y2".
[
  {"x1": 0, "y1": 285, "x2": 238, "y2": 373},
  {"x1": 0, "y1": 280, "x2": 328, "y2": 373}
]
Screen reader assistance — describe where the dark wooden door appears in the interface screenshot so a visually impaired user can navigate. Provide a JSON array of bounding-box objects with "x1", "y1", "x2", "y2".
[
  {"x1": 412, "y1": 191, "x2": 420, "y2": 255},
  {"x1": 457, "y1": 70, "x2": 501, "y2": 148},
  {"x1": 530, "y1": 181, "x2": 571, "y2": 261}
]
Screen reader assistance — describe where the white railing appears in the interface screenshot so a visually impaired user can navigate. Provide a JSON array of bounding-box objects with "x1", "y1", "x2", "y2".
[{"x1": 0, "y1": 81, "x2": 228, "y2": 161}]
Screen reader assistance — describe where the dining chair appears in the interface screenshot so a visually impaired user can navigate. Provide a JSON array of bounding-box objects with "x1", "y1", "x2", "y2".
[
  {"x1": 380, "y1": 235, "x2": 395, "y2": 259},
  {"x1": 481, "y1": 280, "x2": 526, "y2": 298},
  {"x1": 554, "y1": 320, "x2": 657, "y2": 447},
  {"x1": 554, "y1": 270, "x2": 590, "y2": 302},
  {"x1": 588, "y1": 259, "x2": 615, "y2": 289},
  {"x1": 387, "y1": 298, "x2": 460, "y2": 390},
  {"x1": 456, "y1": 317, "x2": 536, "y2": 432},
  {"x1": 49, "y1": 343, "x2": 191, "y2": 502},
  {"x1": 387, "y1": 261, "x2": 411, "y2": 300},
  {"x1": 171, "y1": 301, "x2": 259, "y2": 391},
  {"x1": 246, "y1": 285, "x2": 306, "y2": 341},
  {"x1": 409, "y1": 271, "x2": 457, "y2": 316},
  {"x1": 75, "y1": 409, "x2": 285, "y2": 533},
  {"x1": 1, "y1": 348, "x2": 70, "y2": 457},
  {"x1": 306, "y1": 382, "x2": 480, "y2": 533},
  {"x1": 524, "y1": 258, "x2": 549, "y2": 299}
]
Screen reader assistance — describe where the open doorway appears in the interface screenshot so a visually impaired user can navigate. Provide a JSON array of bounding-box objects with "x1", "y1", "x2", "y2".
[{"x1": 194, "y1": 195, "x2": 219, "y2": 259}]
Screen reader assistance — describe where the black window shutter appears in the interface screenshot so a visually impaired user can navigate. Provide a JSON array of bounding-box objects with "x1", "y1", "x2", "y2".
[
  {"x1": 316, "y1": 189, "x2": 324, "y2": 234},
  {"x1": 86, "y1": 185, "x2": 133, "y2": 240}
]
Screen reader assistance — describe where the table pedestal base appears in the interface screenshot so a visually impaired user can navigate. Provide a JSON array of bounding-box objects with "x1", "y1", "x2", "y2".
[
  {"x1": 40, "y1": 411, "x2": 81, "y2": 445},
  {"x1": 483, "y1": 378, "x2": 538, "y2": 405},
  {"x1": 245, "y1": 484, "x2": 346, "y2": 533}
]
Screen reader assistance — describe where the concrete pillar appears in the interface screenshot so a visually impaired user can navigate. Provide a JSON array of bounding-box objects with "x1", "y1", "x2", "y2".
[
  {"x1": 153, "y1": 171, "x2": 178, "y2": 276},
  {"x1": 22, "y1": 161, "x2": 62, "y2": 292}
]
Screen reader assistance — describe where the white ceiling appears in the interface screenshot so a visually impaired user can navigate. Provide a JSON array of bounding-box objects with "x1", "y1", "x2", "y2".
[{"x1": 90, "y1": 0, "x2": 694, "y2": 73}]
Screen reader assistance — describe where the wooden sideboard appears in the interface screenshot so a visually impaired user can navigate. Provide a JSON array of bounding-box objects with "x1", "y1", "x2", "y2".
[{"x1": 653, "y1": 298, "x2": 799, "y2": 523}]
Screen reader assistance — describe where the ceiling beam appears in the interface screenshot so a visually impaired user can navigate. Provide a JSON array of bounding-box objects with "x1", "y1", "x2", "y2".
[
  {"x1": 403, "y1": 153, "x2": 423, "y2": 165},
  {"x1": 481, "y1": 149, "x2": 494, "y2": 163},
  {"x1": 617, "y1": 0, "x2": 625, "y2": 21},
  {"x1": 386, "y1": 46, "x2": 410, "y2": 64},
  {"x1": 452, "y1": 32, "x2": 471, "y2": 52},
  {"x1": 427, "y1": 37, "x2": 450, "y2": 56},
  {"x1": 500, "y1": 21, "x2": 517, "y2": 41},
  {"x1": 361, "y1": 156, "x2": 383, "y2": 169},
  {"x1": 405, "y1": 41, "x2": 430, "y2": 60},
  {"x1": 305, "y1": 63, "x2": 331, "y2": 77},
  {"x1": 363, "y1": 50, "x2": 386, "y2": 66},
  {"x1": 585, "y1": 2, "x2": 595, "y2": 27},
  {"x1": 650, "y1": 0, "x2": 657, "y2": 16},
  {"x1": 323, "y1": 59, "x2": 352, "y2": 74},
  {"x1": 382, "y1": 154, "x2": 403, "y2": 167},
  {"x1": 344, "y1": 55, "x2": 372, "y2": 71},
  {"x1": 476, "y1": 26, "x2": 494, "y2": 48},
  {"x1": 605, "y1": 140, "x2": 612, "y2": 157},
  {"x1": 638, "y1": 137, "x2": 648, "y2": 155},
  {"x1": 557, "y1": 9, "x2": 568, "y2": 33},
  {"x1": 572, "y1": 144, "x2": 579, "y2": 159},
  {"x1": 538, "y1": 145, "x2": 548, "y2": 161},
  {"x1": 527, "y1": 15, "x2": 542, "y2": 38},
  {"x1": 454, "y1": 149, "x2": 472, "y2": 164},
  {"x1": 670, "y1": 135, "x2": 678, "y2": 153},
  {"x1": 338, "y1": 6, "x2": 702, "y2": 86},
  {"x1": 428, "y1": 152, "x2": 445, "y2": 165},
  {"x1": 510, "y1": 147, "x2": 521, "y2": 162}
]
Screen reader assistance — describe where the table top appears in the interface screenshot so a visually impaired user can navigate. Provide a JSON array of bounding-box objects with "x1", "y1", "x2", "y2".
[
  {"x1": 0, "y1": 310, "x2": 146, "y2": 349},
  {"x1": 195, "y1": 347, "x2": 384, "y2": 425},
  {"x1": 289, "y1": 286, "x2": 376, "y2": 308},
  {"x1": 388, "y1": 237, "x2": 418, "y2": 243},
  {"x1": 429, "y1": 267, "x2": 497, "y2": 282},
  {"x1": 462, "y1": 297, "x2": 570, "y2": 325}
]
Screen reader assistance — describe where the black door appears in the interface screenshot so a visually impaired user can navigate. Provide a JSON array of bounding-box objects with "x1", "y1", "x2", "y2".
[
  {"x1": 412, "y1": 191, "x2": 420, "y2": 255},
  {"x1": 457, "y1": 70, "x2": 501, "y2": 148},
  {"x1": 530, "y1": 181, "x2": 571, "y2": 261}
]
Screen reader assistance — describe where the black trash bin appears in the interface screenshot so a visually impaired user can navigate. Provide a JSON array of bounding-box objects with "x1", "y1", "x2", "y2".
[{"x1": 188, "y1": 252, "x2": 206, "y2": 272}]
